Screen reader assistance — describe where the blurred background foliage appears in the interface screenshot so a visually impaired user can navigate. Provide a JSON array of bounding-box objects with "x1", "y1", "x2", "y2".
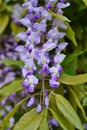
[{"x1": 0, "y1": 0, "x2": 87, "y2": 130}]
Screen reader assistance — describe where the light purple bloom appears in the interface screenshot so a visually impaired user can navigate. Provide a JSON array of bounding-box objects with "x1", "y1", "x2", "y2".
[
  {"x1": 15, "y1": 0, "x2": 69, "y2": 112},
  {"x1": 52, "y1": 118, "x2": 59, "y2": 126},
  {"x1": 58, "y1": 42, "x2": 68, "y2": 52},
  {"x1": 53, "y1": 18, "x2": 67, "y2": 30},
  {"x1": 46, "y1": 2, "x2": 53, "y2": 9},
  {"x1": 54, "y1": 53, "x2": 66, "y2": 64},
  {"x1": 57, "y1": 2, "x2": 70, "y2": 9},
  {"x1": 25, "y1": 59, "x2": 36, "y2": 71},
  {"x1": 50, "y1": 66, "x2": 59, "y2": 75},
  {"x1": 15, "y1": 45, "x2": 25, "y2": 52},
  {"x1": 43, "y1": 39, "x2": 57, "y2": 52},
  {"x1": 49, "y1": 79, "x2": 60, "y2": 88},
  {"x1": 41, "y1": 9, "x2": 52, "y2": 21},
  {"x1": 27, "y1": 97, "x2": 35, "y2": 107},
  {"x1": 45, "y1": 96, "x2": 49, "y2": 106},
  {"x1": 22, "y1": 79, "x2": 29, "y2": 87},
  {"x1": 28, "y1": 85, "x2": 35, "y2": 93},
  {"x1": 37, "y1": 51, "x2": 50, "y2": 66},
  {"x1": 37, "y1": 104, "x2": 42, "y2": 113},
  {"x1": 27, "y1": 31, "x2": 41, "y2": 44},
  {"x1": 60, "y1": 0, "x2": 65, "y2": 3},
  {"x1": 43, "y1": 64, "x2": 49, "y2": 73},
  {"x1": 47, "y1": 28, "x2": 65, "y2": 40},
  {"x1": 19, "y1": 18, "x2": 32, "y2": 27},
  {"x1": 16, "y1": 32, "x2": 27, "y2": 41},
  {"x1": 33, "y1": 20, "x2": 47, "y2": 32}
]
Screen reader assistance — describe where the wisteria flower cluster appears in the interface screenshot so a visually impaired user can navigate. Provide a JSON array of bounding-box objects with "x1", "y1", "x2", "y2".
[
  {"x1": 0, "y1": 35, "x2": 18, "y2": 128},
  {"x1": 16, "y1": 0, "x2": 70, "y2": 112},
  {"x1": 0, "y1": 35, "x2": 20, "y2": 88}
]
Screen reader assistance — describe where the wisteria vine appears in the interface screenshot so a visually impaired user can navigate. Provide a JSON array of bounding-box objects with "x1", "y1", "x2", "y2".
[{"x1": 16, "y1": 0, "x2": 70, "y2": 113}]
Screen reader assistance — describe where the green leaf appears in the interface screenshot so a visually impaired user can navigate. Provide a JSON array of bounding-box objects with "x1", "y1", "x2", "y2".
[
  {"x1": 62, "y1": 51, "x2": 85, "y2": 65},
  {"x1": 0, "y1": 15, "x2": 9, "y2": 35},
  {"x1": 59, "y1": 73, "x2": 87, "y2": 85},
  {"x1": 0, "y1": 3, "x2": 7, "y2": 12},
  {"x1": 69, "y1": 88, "x2": 87, "y2": 121},
  {"x1": 0, "y1": 78, "x2": 23, "y2": 96},
  {"x1": 38, "y1": 110, "x2": 49, "y2": 130},
  {"x1": 82, "y1": 98, "x2": 87, "y2": 107},
  {"x1": 55, "y1": 94, "x2": 83, "y2": 130},
  {"x1": 73, "y1": 86, "x2": 86, "y2": 101},
  {"x1": 0, "y1": 0, "x2": 2, "y2": 4},
  {"x1": 49, "y1": 10, "x2": 71, "y2": 22},
  {"x1": 1, "y1": 58, "x2": 24, "y2": 67},
  {"x1": 65, "y1": 22, "x2": 77, "y2": 46},
  {"x1": 1, "y1": 98, "x2": 27, "y2": 130},
  {"x1": 13, "y1": 109, "x2": 44, "y2": 130},
  {"x1": 49, "y1": 108, "x2": 75, "y2": 130},
  {"x1": 82, "y1": 0, "x2": 87, "y2": 5},
  {"x1": 11, "y1": 22, "x2": 26, "y2": 41}
]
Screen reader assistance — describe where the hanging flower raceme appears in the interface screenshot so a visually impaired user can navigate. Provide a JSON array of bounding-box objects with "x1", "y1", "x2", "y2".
[{"x1": 15, "y1": 0, "x2": 70, "y2": 112}]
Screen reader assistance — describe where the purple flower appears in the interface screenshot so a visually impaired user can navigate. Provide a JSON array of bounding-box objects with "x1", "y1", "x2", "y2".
[
  {"x1": 54, "y1": 53, "x2": 66, "y2": 64},
  {"x1": 57, "y1": 2, "x2": 70, "y2": 9},
  {"x1": 22, "y1": 0, "x2": 38, "y2": 8},
  {"x1": 22, "y1": 75, "x2": 38, "y2": 92},
  {"x1": 41, "y1": 9, "x2": 52, "y2": 21},
  {"x1": 27, "y1": 97, "x2": 35, "y2": 107},
  {"x1": 52, "y1": 118, "x2": 59, "y2": 126},
  {"x1": 37, "y1": 104, "x2": 42, "y2": 113},
  {"x1": 22, "y1": 79, "x2": 29, "y2": 87},
  {"x1": 43, "y1": 39, "x2": 57, "y2": 52},
  {"x1": 33, "y1": 20, "x2": 47, "y2": 32},
  {"x1": 49, "y1": 79, "x2": 60, "y2": 88},
  {"x1": 16, "y1": 32, "x2": 27, "y2": 41},
  {"x1": 28, "y1": 85, "x2": 35, "y2": 93},
  {"x1": 60, "y1": 0, "x2": 65, "y2": 3},
  {"x1": 50, "y1": 66, "x2": 59, "y2": 76},
  {"x1": 47, "y1": 28, "x2": 65, "y2": 40},
  {"x1": 15, "y1": 0, "x2": 69, "y2": 113},
  {"x1": 53, "y1": 18, "x2": 67, "y2": 30},
  {"x1": 25, "y1": 59, "x2": 36, "y2": 71},
  {"x1": 45, "y1": 96, "x2": 49, "y2": 106},
  {"x1": 43, "y1": 64, "x2": 49, "y2": 73},
  {"x1": 58, "y1": 42, "x2": 68, "y2": 52},
  {"x1": 19, "y1": 18, "x2": 32, "y2": 27},
  {"x1": 37, "y1": 51, "x2": 50, "y2": 66},
  {"x1": 46, "y1": 2, "x2": 53, "y2": 9},
  {"x1": 27, "y1": 31, "x2": 41, "y2": 44}
]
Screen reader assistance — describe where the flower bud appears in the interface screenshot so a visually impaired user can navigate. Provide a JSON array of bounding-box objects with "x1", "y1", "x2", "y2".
[
  {"x1": 27, "y1": 97, "x2": 35, "y2": 107},
  {"x1": 37, "y1": 104, "x2": 42, "y2": 113}
]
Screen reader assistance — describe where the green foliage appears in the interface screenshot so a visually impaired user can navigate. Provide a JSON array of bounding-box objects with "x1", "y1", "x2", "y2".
[
  {"x1": 82, "y1": 98, "x2": 87, "y2": 107},
  {"x1": 0, "y1": 78, "x2": 23, "y2": 96},
  {"x1": 65, "y1": 22, "x2": 77, "y2": 46},
  {"x1": 59, "y1": 73, "x2": 87, "y2": 85},
  {"x1": 0, "y1": 2, "x2": 7, "y2": 12},
  {"x1": 1, "y1": 58, "x2": 24, "y2": 68},
  {"x1": 55, "y1": 94, "x2": 84, "y2": 130},
  {"x1": 38, "y1": 110, "x2": 49, "y2": 130},
  {"x1": 82, "y1": 0, "x2": 87, "y2": 5},
  {"x1": 0, "y1": 14, "x2": 9, "y2": 35},
  {"x1": 1, "y1": 98, "x2": 27, "y2": 130},
  {"x1": 62, "y1": 50, "x2": 86, "y2": 65},
  {"x1": 49, "y1": 10, "x2": 71, "y2": 22},
  {"x1": 69, "y1": 88, "x2": 87, "y2": 121},
  {"x1": 49, "y1": 108, "x2": 75, "y2": 130},
  {"x1": 11, "y1": 22, "x2": 26, "y2": 41},
  {"x1": 13, "y1": 109, "x2": 45, "y2": 130}
]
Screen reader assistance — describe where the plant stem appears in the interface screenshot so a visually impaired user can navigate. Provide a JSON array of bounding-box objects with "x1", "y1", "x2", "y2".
[{"x1": 42, "y1": 73, "x2": 45, "y2": 105}]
